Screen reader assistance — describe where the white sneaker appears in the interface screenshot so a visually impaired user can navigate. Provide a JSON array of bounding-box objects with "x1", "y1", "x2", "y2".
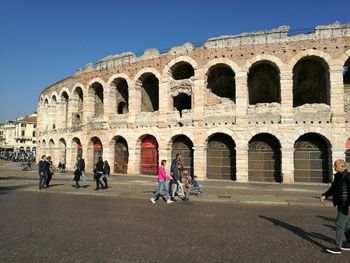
[
  {"x1": 166, "y1": 199, "x2": 173, "y2": 204},
  {"x1": 150, "y1": 198, "x2": 156, "y2": 204}
]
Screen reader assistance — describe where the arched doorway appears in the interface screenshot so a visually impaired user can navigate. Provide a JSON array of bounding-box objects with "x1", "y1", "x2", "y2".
[
  {"x1": 171, "y1": 135, "x2": 194, "y2": 176},
  {"x1": 206, "y1": 133, "x2": 236, "y2": 180},
  {"x1": 141, "y1": 135, "x2": 158, "y2": 175},
  {"x1": 92, "y1": 138, "x2": 103, "y2": 165},
  {"x1": 345, "y1": 139, "x2": 350, "y2": 169},
  {"x1": 58, "y1": 138, "x2": 67, "y2": 165},
  {"x1": 114, "y1": 137, "x2": 128, "y2": 174},
  {"x1": 248, "y1": 134, "x2": 281, "y2": 182},
  {"x1": 294, "y1": 133, "x2": 331, "y2": 183},
  {"x1": 72, "y1": 137, "x2": 83, "y2": 159}
]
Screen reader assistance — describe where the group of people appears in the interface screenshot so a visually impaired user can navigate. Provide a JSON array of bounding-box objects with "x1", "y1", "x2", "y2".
[
  {"x1": 150, "y1": 153, "x2": 201, "y2": 204},
  {"x1": 38, "y1": 155, "x2": 55, "y2": 189}
]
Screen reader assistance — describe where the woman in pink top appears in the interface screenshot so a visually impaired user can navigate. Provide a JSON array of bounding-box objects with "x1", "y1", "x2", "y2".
[{"x1": 150, "y1": 160, "x2": 173, "y2": 204}]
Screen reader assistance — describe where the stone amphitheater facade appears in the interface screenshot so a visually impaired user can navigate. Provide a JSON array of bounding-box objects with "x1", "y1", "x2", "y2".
[{"x1": 37, "y1": 22, "x2": 350, "y2": 183}]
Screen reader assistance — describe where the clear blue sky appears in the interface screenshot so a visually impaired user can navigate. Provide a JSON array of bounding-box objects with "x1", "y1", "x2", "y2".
[{"x1": 0, "y1": 0, "x2": 349, "y2": 122}]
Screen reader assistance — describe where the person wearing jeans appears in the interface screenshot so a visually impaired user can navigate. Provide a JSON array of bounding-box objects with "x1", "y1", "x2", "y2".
[
  {"x1": 320, "y1": 159, "x2": 350, "y2": 254},
  {"x1": 38, "y1": 155, "x2": 47, "y2": 190},
  {"x1": 150, "y1": 160, "x2": 173, "y2": 204}
]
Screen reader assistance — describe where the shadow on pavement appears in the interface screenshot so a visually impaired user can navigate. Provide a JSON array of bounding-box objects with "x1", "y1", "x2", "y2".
[
  {"x1": 259, "y1": 215, "x2": 331, "y2": 250},
  {"x1": 0, "y1": 184, "x2": 35, "y2": 195}
]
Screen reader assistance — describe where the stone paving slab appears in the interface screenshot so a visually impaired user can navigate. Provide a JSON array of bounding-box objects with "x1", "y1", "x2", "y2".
[{"x1": 0, "y1": 160, "x2": 333, "y2": 208}]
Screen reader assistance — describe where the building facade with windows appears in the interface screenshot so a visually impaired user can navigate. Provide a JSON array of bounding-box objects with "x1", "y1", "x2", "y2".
[{"x1": 37, "y1": 22, "x2": 350, "y2": 183}]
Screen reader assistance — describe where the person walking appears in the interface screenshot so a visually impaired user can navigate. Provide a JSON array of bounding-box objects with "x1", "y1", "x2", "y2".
[
  {"x1": 169, "y1": 153, "x2": 181, "y2": 196},
  {"x1": 73, "y1": 167, "x2": 81, "y2": 188},
  {"x1": 320, "y1": 159, "x2": 350, "y2": 254},
  {"x1": 38, "y1": 155, "x2": 47, "y2": 190},
  {"x1": 45, "y1": 156, "x2": 55, "y2": 188},
  {"x1": 103, "y1": 160, "x2": 110, "y2": 189},
  {"x1": 171, "y1": 161, "x2": 186, "y2": 201},
  {"x1": 77, "y1": 156, "x2": 87, "y2": 186},
  {"x1": 150, "y1": 160, "x2": 173, "y2": 204},
  {"x1": 94, "y1": 156, "x2": 105, "y2": 190}
]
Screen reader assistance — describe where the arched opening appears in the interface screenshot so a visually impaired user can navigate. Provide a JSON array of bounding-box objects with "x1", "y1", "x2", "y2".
[
  {"x1": 91, "y1": 137, "x2": 103, "y2": 165},
  {"x1": 345, "y1": 138, "x2": 350, "y2": 169},
  {"x1": 170, "y1": 62, "x2": 194, "y2": 80},
  {"x1": 73, "y1": 87, "x2": 83, "y2": 126},
  {"x1": 112, "y1": 78, "x2": 129, "y2": 115},
  {"x1": 171, "y1": 135, "x2": 194, "y2": 176},
  {"x1": 206, "y1": 133, "x2": 236, "y2": 180},
  {"x1": 344, "y1": 58, "x2": 350, "y2": 89},
  {"x1": 293, "y1": 56, "x2": 330, "y2": 107},
  {"x1": 248, "y1": 133, "x2": 281, "y2": 182},
  {"x1": 140, "y1": 135, "x2": 158, "y2": 175},
  {"x1": 61, "y1": 91, "x2": 69, "y2": 127},
  {"x1": 294, "y1": 133, "x2": 331, "y2": 183},
  {"x1": 114, "y1": 137, "x2": 129, "y2": 174},
  {"x1": 51, "y1": 96, "x2": 57, "y2": 129},
  {"x1": 58, "y1": 138, "x2": 67, "y2": 166},
  {"x1": 248, "y1": 61, "x2": 280, "y2": 104},
  {"x1": 207, "y1": 64, "x2": 236, "y2": 102},
  {"x1": 140, "y1": 74, "x2": 159, "y2": 112},
  {"x1": 91, "y1": 82, "x2": 104, "y2": 117},
  {"x1": 72, "y1": 137, "x2": 82, "y2": 159},
  {"x1": 173, "y1": 93, "x2": 191, "y2": 117},
  {"x1": 48, "y1": 139, "x2": 55, "y2": 158}
]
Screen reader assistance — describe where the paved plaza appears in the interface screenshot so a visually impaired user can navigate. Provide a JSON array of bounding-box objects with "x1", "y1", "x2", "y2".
[{"x1": 0, "y1": 161, "x2": 348, "y2": 262}]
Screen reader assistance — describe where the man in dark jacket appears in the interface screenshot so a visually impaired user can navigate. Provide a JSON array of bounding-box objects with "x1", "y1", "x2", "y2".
[
  {"x1": 94, "y1": 156, "x2": 105, "y2": 190},
  {"x1": 38, "y1": 155, "x2": 47, "y2": 190},
  {"x1": 321, "y1": 159, "x2": 350, "y2": 254}
]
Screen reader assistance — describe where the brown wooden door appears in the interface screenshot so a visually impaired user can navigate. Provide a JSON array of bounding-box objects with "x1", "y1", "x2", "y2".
[
  {"x1": 207, "y1": 134, "x2": 236, "y2": 180},
  {"x1": 248, "y1": 137, "x2": 281, "y2": 182},
  {"x1": 294, "y1": 134, "x2": 330, "y2": 183}
]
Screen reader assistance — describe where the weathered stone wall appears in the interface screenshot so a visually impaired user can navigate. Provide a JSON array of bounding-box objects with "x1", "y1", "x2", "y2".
[{"x1": 37, "y1": 22, "x2": 350, "y2": 183}]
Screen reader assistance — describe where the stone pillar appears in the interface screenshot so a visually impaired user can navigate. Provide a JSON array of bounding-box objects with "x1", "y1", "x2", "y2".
[
  {"x1": 235, "y1": 72, "x2": 248, "y2": 125},
  {"x1": 128, "y1": 146, "x2": 140, "y2": 175},
  {"x1": 105, "y1": 85, "x2": 117, "y2": 121},
  {"x1": 280, "y1": 70, "x2": 294, "y2": 124},
  {"x1": 85, "y1": 144, "x2": 94, "y2": 173},
  {"x1": 193, "y1": 70, "x2": 205, "y2": 124},
  {"x1": 83, "y1": 91, "x2": 94, "y2": 124},
  {"x1": 127, "y1": 87, "x2": 141, "y2": 127},
  {"x1": 281, "y1": 147, "x2": 294, "y2": 183},
  {"x1": 66, "y1": 147, "x2": 76, "y2": 171},
  {"x1": 56, "y1": 102, "x2": 66, "y2": 130},
  {"x1": 330, "y1": 67, "x2": 346, "y2": 123},
  {"x1": 235, "y1": 142, "x2": 248, "y2": 182},
  {"x1": 158, "y1": 82, "x2": 168, "y2": 126},
  {"x1": 67, "y1": 98, "x2": 78, "y2": 127},
  {"x1": 103, "y1": 142, "x2": 114, "y2": 174},
  {"x1": 193, "y1": 145, "x2": 206, "y2": 180}
]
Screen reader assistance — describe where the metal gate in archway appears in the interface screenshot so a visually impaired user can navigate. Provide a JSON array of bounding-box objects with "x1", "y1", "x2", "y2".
[
  {"x1": 93, "y1": 140, "x2": 103, "y2": 165},
  {"x1": 141, "y1": 136, "x2": 158, "y2": 176},
  {"x1": 171, "y1": 136, "x2": 193, "y2": 176},
  {"x1": 294, "y1": 134, "x2": 330, "y2": 183},
  {"x1": 114, "y1": 138, "x2": 128, "y2": 174},
  {"x1": 248, "y1": 135, "x2": 281, "y2": 182},
  {"x1": 207, "y1": 134, "x2": 236, "y2": 180}
]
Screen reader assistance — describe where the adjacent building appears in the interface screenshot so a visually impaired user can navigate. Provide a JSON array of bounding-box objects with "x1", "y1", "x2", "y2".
[{"x1": 37, "y1": 22, "x2": 350, "y2": 183}]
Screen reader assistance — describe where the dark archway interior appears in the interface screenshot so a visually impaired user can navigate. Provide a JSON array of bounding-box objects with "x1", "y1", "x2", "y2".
[
  {"x1": 293, "y1": 56, "x2": 330, "y2": 107},
  {"x1": 207, "y1": 64, "x2": 235, "y2": 101},
  {"x1": 141, "y1": 75, "x2": 159, "y2": 112},
  {"x1": 92, "y1": 83, "x2": 104, "y2": 116},
  {"x1": 173, "y1": 93, "x2": 191, "y2": 117},
  {"x1": 114, "y1": 79, "x2": 129, "y2": 114},
  {"x1": 171, "y1": 62, "x2": 194, "y2": 80},
  {"x1": 248, "y1": 62, "x2": 280, "y2": 104},
  {"x1": 344, "y1": 58, "x2": 350, "y2": 88},
  {"x1": 172, "y1": 135, "x2": 194, "y2": 176}
]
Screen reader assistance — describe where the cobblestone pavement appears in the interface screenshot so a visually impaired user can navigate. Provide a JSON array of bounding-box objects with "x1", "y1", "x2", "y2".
[
  {"x1": 0, "y1": 160, "x2": 345, "y2": 262},
  {"x1": 0, "y1": 189, "x2": 347, "y2": 263}
]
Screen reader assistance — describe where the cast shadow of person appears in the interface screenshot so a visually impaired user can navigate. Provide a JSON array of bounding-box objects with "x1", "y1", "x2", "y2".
[{"x1": 259, "y1": 215, "x2": 332, "y2": 250}]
